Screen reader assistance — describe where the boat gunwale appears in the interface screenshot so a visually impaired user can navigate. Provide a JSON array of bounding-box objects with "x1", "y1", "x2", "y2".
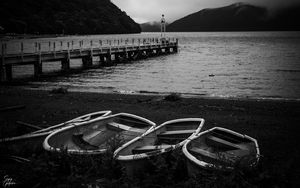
[
  {"x1": 33, "y1": 110, "x2": 112, "y2": 134},
  {"x1": 182, "y1": 127, "x2": 260, "y2": 171},
  {"x1": 0, "y1": 110, "x2": 112, "y2": 143},
  {"x1": 43, "y1": 112, "x2": 156, "y2": 155},
  {"x1": 114, "y1": 118, "x2": 205, "y2": 161}
]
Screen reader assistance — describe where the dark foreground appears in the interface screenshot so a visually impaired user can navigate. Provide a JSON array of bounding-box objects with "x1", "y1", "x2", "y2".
[{"x1": 0, "y1": 87, "x2": 299, "y2": 187}]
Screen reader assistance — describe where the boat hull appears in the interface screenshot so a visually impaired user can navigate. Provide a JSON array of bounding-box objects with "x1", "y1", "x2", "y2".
[
  {"x1": 182, "y1": 127, "x2": 260, "y2": 176},
  {"x1": 114, "y1": 118, "x2": 205, "y2": 176},
  {"x1": 0, "y1": 111, "x2": 112, "y2": 154},
  {"x1": 43, "y1": 113, "x2": 156, "y2": 155}
]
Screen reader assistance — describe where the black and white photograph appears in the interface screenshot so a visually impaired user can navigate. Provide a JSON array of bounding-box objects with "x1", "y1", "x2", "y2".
[{"x1": 0, "y1": 0, "x2": 300, "y2": 187}]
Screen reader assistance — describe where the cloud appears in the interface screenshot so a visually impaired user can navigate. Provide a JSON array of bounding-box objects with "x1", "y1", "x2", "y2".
[{"x1": 112, "y1": 0, "x2": 223, "y2": 23}]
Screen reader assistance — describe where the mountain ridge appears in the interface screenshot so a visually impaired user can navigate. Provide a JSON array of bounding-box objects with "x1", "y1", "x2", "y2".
[
  {"x1": 168, "y1": 3, "x2": 268, "y2": 32},
  {"x1": 141, "y1": 3, "x2": 300, "y2": 32}
]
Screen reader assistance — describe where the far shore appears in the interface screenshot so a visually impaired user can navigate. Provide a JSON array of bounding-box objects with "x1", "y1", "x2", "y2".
[
  {"x1": 0, "y1": 87, "x2": 300, "y2": 186},
  {"x1": 0, "y1": 34, "x2": 65, "y2": 40}
]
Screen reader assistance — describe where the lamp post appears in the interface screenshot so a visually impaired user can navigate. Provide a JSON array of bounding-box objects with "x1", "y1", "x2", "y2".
[{"x1": 161, "y1": 14, "x2": 166, "y2": 38}]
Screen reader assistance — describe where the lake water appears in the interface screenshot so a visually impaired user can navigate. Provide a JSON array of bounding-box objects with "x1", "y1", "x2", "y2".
[{"x1": 5, "y1": 32, "x2": 300, "y2": 100}]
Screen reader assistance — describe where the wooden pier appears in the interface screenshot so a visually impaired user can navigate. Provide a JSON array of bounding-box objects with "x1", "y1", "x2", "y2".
[{"x1": 0, "y1": 38, "x2": 178, "y2": 81}]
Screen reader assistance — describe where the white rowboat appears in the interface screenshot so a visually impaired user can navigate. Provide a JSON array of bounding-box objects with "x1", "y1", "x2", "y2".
[
  {"x1": 0, "y1": 110, "x2": 112, "y2": 152},
  {"x1": 182, "y1": 127, "x2": 260, "y2": 175},
  {"x1": 43, "y1": 113, "x2": 156, "y2": 155},
  {"x1": 114, "y1": 118, "x2": 205, "y2": 176}
]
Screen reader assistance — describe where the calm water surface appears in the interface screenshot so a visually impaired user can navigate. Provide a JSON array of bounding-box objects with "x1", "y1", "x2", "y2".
[{"x1": 6, "y1": 32, "x2": 300, "y2": 100}]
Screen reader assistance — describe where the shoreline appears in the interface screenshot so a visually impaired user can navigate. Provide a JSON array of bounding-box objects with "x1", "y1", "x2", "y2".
[
  {"x1": 1, "y1": 87, "x2": 300, "y2": 186},
  {"x1": 3, "y1": 84, "x2": 300, "y2": 103}
]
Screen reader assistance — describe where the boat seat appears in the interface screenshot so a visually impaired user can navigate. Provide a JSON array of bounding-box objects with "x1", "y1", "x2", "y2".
[
  {"x1": 206, "y1": 136, "x2": 248, "y2": 150},
  {"x1": 158, "y1": 129, "x2": 195, "y2": 136},
  {"x1": 117, "y1": 119, "x2": 150, "y2": 128},
  {"x1": 107, "y1": 122, "x2": 146, "y2": 133},
  {"x1": 82, "y1": 130, "x2": 103, "y2": 141},
  {"x1": 72, "y1": 133, "x2": 99, "y2": 150},
  {"x1": 189, "y1": 147, "x2": 236, "y2": 163},
  {"x1": 132, "y1": 145, "x2": 172, "y2": 154},
  {"x1": 189, "y1": 147, "x2": 218, "y2": 159}
]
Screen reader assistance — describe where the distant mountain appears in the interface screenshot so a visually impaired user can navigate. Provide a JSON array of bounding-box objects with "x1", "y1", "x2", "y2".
[
  {"x1": 168, "y1": 3, "x2": 300, "y2": 31},
  {"x1": 0, "y1": 0, "x2": 141, "y2": 35},
  {"x1": 140, "y1": 21, "x2": 169, "y2": 32}
]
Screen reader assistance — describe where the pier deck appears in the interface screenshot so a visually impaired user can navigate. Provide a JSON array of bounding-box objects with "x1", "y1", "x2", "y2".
[{"x1": 0, "y1": 38, "x2": 178, "y2": 81}]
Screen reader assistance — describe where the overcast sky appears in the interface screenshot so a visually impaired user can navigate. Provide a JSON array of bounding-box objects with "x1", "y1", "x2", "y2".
[{"x1": 111, "y1": 0, "x2": 300, "y2": 23}]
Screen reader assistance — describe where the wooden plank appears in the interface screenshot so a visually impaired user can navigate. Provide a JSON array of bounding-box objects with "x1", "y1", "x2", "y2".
[
  {"x1": 189, "y1": 147, "x2": 218, "y2": 159},
  {"x1": 189, "y1": 147, "x2": 237, "y2": 165},
  {"x1": 134, "y1": 145, "x2": 171, "y2": 150},
  {"x1": 117, "y1": 118, "x2": 151, "y2": 127},
  {"x1": 189, "y1": 146, "x2": 253, "y2": 165},
  {"x1": 132, "y1": 145, "x2": 172, "y2": 153},
  {"x1": 207, "y1": 136, "x2": 247, "y2": 150},
  {"x1": 72, "y1": 133, "x2": 99, "y2": 150},
  {"x1": 82, "y1": 130, "x2": 103, "y2": 141},
  {"x1": 158, "y1": 129, "x2": 195, "y2": 136},
  {"x1": 107, "y1": 122, "x2": 145, "y2": 133}
]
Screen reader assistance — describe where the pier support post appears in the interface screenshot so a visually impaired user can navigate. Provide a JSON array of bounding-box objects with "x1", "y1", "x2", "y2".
[
  {"x1": 166, "y1": 47, "x2": 171, "y2": 54},
  {"x1": 106, "y1": 54, "x2": 112, "y2": 66},
  {"x1": 1, "y1": 43, "x2": 6, "y2": 81},
  {"x1": 99, "y1": 55, "x2": 105, "y2": 66},
  {"x1": 0, "y1": 66, "x2": 4, "y2": 82},
  {"x1": 127, "y1": 52, "x2": 133, "y2": 61},
  {"x1": 61, "y1": 58, "x2": 70, "y2": 72},
  {"x1": 0, "y1": 60, "x2": 5, "y2": 82},
  {"x1": 104, "y1": 49, "x2": 112, "y2": 66},
  {"x1": 61, "y1": 48, "x2": 71, "y2": 72},
  {"x1": 34, "y1": 44, "x2": 43, "y2": 79},
  {"x1": 115, "y1": 53, "x2": 123, "y2": 64},
  {"x1": 157, "y1": 48, "x2": 163, "y2": 55},
  {"x1": 122, "y1": 52, "x2": 128, "y2": 63},
  {"x1": 4, "y1": 64, "x2": 12, "y2": 81},
  {"x1": 147, "y1": 49, "x2": 153, "y2": 57},
  {"x1": 174, "y1": 39, "x2": 178, "y2": 53},
  {"x1": 34, "y1": 61, "x2": 42, "y2": 79},
  {"x1": 124, "y1": 47, "x2": 128, "y2": 61},
  {"x1": 173, "y1": 45, "x2": 178, "y2": 53},
  {"x1": 82, "y1": 56, "x2": 93, "y2": 69},
  {"x1": 133, "y1": 52, "x2": 139, "y2": 60}
]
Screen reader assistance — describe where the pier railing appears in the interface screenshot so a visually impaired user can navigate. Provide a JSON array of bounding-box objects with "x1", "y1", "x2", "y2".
[
  {"x1": 0, "y1": 37, "x2": 178, "y2": 55},
  {"x1": 0, "y1": 37, "x2": 178, "y2": 81}
]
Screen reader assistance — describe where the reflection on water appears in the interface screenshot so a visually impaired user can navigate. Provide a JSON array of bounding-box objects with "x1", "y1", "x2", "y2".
[{"x1": 8, "y1": 32, "x2": 300, "y2": 100}]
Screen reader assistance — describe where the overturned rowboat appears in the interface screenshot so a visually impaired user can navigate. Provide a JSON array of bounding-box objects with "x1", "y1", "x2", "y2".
[
  {"x1": 0, "y1": 110, "x2": 112, "y2": 153},
  {"x1": 43, "y1": 113, "x2": 156, "y2": 155},
  {"x1": 114, "y1": 118, "x2": 204, "y2": 176},
  {"x1": 182, "y1": 127, "x2": 260, "y2": 175}
]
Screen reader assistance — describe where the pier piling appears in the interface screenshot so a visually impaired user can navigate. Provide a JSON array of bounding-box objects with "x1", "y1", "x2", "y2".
[
  {"x1": 82, "y1": 55, "x2": 93, "y2": 69},
  {"x1": 5, "y1": 64, "x2": 12, "y2": 81},
  {"x1": 61, "y1": 58, "x2": 70, "y2": 72}
]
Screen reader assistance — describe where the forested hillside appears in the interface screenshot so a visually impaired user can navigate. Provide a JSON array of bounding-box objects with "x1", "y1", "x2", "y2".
[
  {"x1": 0, "y1": 0, "x2": 141, "y2": 34},
  {"x1": 167, "y1": 3, "x2": 300, "y2": 32}
]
